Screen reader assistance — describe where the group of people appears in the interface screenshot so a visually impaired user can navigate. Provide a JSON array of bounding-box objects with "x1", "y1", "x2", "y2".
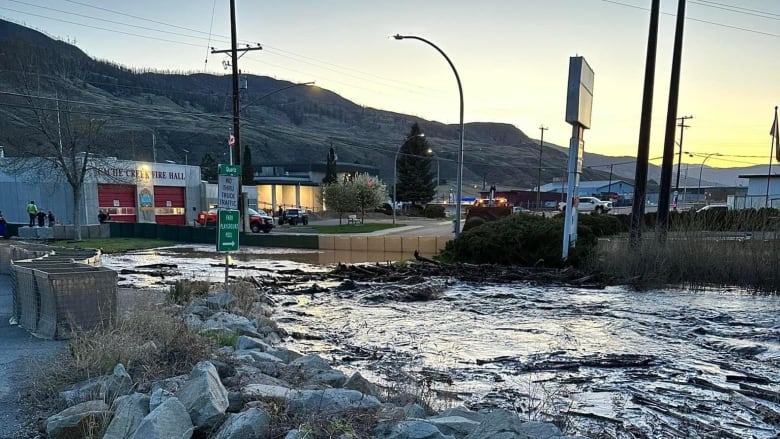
[{"x1": 25, "y1": 201, "x2": 55, "y2": 227}]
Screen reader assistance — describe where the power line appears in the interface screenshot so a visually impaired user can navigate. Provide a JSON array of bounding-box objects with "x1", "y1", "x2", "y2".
[
  {"x1": 599, "y1": 0, "x2": 780, "y2": 38},
  {"x1": 693, "y1": 0, "x2": 780, "y2": 18}
]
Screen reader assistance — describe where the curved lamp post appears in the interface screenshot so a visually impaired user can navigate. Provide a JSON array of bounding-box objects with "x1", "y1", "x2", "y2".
[
  {"x1": 696, "y1": 152, "x2": 720, "y2": 205},
  {"x1": 393, "y1": 34, "x2": 464, "y2": 236},
  {"x1": 393, "y1": 133, "x2": 425, "y2": 225}
]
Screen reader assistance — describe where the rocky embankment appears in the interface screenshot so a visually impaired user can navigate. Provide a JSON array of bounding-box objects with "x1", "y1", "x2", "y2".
[{"x1": 42, "y1": 285, "x2": 584, "y2": 439}]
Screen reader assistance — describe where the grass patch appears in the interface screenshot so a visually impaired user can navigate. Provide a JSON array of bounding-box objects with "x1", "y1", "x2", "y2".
[
  {"x1": 310, "y1": 223, "x2": 401, "y2": 234},
  {"x1": 590, "y1": 230, "x2": 780, "y2": 292},
  {"x1": 55, "y1": 238, "x2": 176, "y2": 254},
  {"x1": 30, "y1": 306, "x2": 213, "y2": 410}
]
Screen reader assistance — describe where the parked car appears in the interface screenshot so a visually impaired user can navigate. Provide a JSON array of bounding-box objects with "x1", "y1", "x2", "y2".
[
  {"x1": 696, "y1": 204, "x2": 729, "y2": 213},
  {"x1": 558, "y1": 196, "x2": 612, "y2": 214},
  {"x1": 280, "y1": 208, "x2": 309, "y2": 225},
  {"x1": 196, "y1": 208, "x2": 275, "y2": 233}
]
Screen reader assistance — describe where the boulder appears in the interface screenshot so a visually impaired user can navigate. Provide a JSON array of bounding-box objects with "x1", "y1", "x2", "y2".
[
  {"x1": 242, "y1": 383, "x2": 300, "y2": 404},
  {"x1": 101, "y1": 364, "x2": 134, "y2": 402},
  {"x1": 404, "y1": 403, "x2": 427, "y2": 419},
  {"x1": 58, "y1": 376, "x2": 103, "y2": 407},
  {"x1": 432, "y1": 407, "x2": 485, "y2": 423},
  {"x1": 149, "y1": 388, "x2": 171, "y2": 412},
  {"x1": 234, "y1": 349, "x2": 285, "y2": 364},
  {"x1": 204, "y1": 312, "x2": 257, "y2": 333},
  {"x1": 284, "y1": 354, "x2": 347, "y2": 387},
  {"x1": 463, "y1": 409, "x2": 536, "y2": 439},
  {"x1": 102, "y1": 393, "x2": 149, "y2": 439},
  {"x1": 517, "y1": 421, "x2": 563, "y2": 439},
  {"x1": 427, "y1": 416, "x2": 480, "y2": 438},
  {"x1": 231, "y1": 364, "x2": 291, "y2": 387},
  {"x1": 129, "y1": 397, "x2": 193, "y2": 439},
  {"x1": 213, "y1": 408, "x2": 271, "y2": 439},
  {"x1": 286, "y1": 388, "x2": 381, "y2": 417},
  {"x1": 45, "y1": 400, "x2": 110, "y2": 439},
  {"x1": 375, "y1": 420, "x2": 455, "y2": 439},
  {"x1": 206, "y1": 292, "x2": 236, "y2": 310},
  {"x1": 344, "y1": 371, "x2": 379, "y2": 397},
  {"x1": 266, "y1": 347, "x2": 303, "y2": 364},
  {"x1": 236, "y1": 335, "x2": 270, "y2": 351},
  {"x1": 176, "y1": 361, "x2": 229, "y2": 431}
]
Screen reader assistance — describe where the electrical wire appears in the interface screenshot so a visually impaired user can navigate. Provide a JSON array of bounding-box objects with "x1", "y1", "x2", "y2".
[{"x1": 204, "y1": 0, "x2": 217, "y2": 71}]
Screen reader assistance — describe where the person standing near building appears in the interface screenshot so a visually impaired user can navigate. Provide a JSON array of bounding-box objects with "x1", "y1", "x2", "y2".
[
  {"x1": 47, "y1": 211, "x2": 56, "y2": 227},
  {"x1": 26, "y1": 201, "x2": 37, "y2": 227},
  {"x1": 0, "y1": 211, "x2": 6, "y2": 237},
  {"x1": 36, "y1": 210, "x2": 46, "y2": 227}
]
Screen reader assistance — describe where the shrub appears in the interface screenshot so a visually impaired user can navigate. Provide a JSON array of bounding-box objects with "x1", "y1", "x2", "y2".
[
  {"x1": 577, "y1": 214, "x2": 626, "y2": 237},
  {"x1": 167, "y1": 279, "x2": 211, "y2": 305},
  {"x1": 438, "y1": 214, "x2": 596, "y2": 267},
  {"x1": 423, "y1": 204, "x2": 446, "y2": 218}
]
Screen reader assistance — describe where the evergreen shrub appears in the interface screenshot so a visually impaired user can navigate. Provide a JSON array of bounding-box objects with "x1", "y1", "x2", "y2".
[
  {"x1": 423, "y1": 204, "x2": 446, "y2": 218},
  {"x1": 438, "y1": 214, "x2": 596, "y2": 267}
]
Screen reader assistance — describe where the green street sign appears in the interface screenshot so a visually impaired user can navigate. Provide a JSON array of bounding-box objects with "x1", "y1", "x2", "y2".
[
  {"x1": 217, "y1": 209, "x2": 240, "y2": 252},
  {"x1": 219, "y1": 164, "x2": 241, "y2": 176}
]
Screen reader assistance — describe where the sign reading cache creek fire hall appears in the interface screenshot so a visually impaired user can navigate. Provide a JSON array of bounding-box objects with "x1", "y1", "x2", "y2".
[{"x1": 218, "y1": 164, "x2": 241, "y2": 210}]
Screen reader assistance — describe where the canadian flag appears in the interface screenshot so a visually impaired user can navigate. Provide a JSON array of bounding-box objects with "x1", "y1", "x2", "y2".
[{"x1": 228, "y1": 134, "x2": 236, "y2": 148}]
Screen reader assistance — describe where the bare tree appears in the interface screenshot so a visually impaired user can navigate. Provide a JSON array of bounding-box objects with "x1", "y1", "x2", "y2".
[{"x1": 1, "y1": 65, "x2": 121, "y2": 240}]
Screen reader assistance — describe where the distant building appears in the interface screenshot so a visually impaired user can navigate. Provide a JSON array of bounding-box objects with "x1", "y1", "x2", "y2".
[
  {"x1": 735, "y1": 173, "x2": 780, "y2": 208},
  {"x1": 252, "y1": 162, "x2": 380, "y2": 212},
  {"x1": 537, "y1": 179, "x2": 634, "y2": 201}
]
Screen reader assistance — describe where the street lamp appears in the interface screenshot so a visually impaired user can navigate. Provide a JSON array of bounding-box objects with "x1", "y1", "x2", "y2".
[
  {"x1": 394, "y1": 34, "x2": 465, "y2": 236},
  {"x1": 696, "y1": 152, "x2": 720, "y2": 205},
  {"x1": 393, "y1": 133, "x2": 425, "y2": 225},
  {"x1": 182, "y1": 149, "x2": 189, "y2": 167}
]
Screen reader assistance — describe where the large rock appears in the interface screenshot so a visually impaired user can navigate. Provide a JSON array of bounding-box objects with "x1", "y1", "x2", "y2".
[
  {"x1": 129, "y1": 397, "x2": 193, "y2": 439},
  {"x1": 432, "y1": 407, "x2": 485, "y2": 424},
  {"x1": 427, "y1": 416, "x2": 480, "y2": 438},
  {"x1": 204, "y1": 312, "x2": 257, "y2": 333},
  {"x1": 101, "y1": 364, "x2": 134, "y2": 402},
  {"x1": 284, "y1": 354, "x2": 347, "y2": 387},
  {"x1": 45, "y1": 400, "x2": 110, "y2": 439},
  {"x1": 58, "y1": 364, "x2": 132, "y2": 407},
  {"x1": 236, "y1": 335, "x2": 270, "y2": 351},
  {"x1": 242, "y1": 383, "x2": 300, "y2": 404},
  {"x1": 463, "y1": 409, "x2": 558, "y2": 439},
  {"x1": 206, "y1": 292, "x2": 236, "y2": 310},
  {"x1": 286, "y1": 388, "x2": 381, "y2": 417},
  {"x1": 234, "y1": 349, "x2": 285, "y2": 364},
  {"x1": 213, "y1": 408, "x2": 271, "y2": 439},
  {"x1": 176, "y1": 361, "x2": 229, "y2": 431},
  {"x1": 102, "y1": 393, "x2": 150, "y2": 439},
  {"x1": 375, "y1": 420, "x2": 455, "y2": 439},
  {"x1": 404, "y1": 403, "x2": 427, "y2": 419},
  {"x1": 266, "y1": 347, "x2": 303, "y2": 364},
  {"x1": 343, "y1": 371, "x2": 379, "y2": 397}
]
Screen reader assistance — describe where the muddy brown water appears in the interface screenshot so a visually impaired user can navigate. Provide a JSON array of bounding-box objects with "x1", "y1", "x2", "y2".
[{"x1": 103, "y1": 245, "x2": 780, "y2": 438}]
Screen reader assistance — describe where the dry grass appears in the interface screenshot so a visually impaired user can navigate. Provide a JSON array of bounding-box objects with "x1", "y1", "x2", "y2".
[
  {"x1": 29, "y1": 305, "x2": 214, "y2": 409},
  {"x1": 590, "y1": 229, "x2": 780, "y2": 292}
]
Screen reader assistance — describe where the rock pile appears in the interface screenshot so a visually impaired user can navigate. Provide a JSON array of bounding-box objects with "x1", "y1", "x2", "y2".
[{"x1": 44, "y1": 287, "x2": 584, "y2": 439}]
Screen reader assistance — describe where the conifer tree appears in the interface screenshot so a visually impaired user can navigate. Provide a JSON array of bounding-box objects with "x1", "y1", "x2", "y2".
[{"x1": 396, "y1": 123, "x2": 435, "y2": 205}]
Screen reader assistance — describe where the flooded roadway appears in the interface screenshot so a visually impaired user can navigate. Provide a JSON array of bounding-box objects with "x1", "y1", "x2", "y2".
[{"x1": 103, "y1": 245, "x2": 780, "y2": 438}]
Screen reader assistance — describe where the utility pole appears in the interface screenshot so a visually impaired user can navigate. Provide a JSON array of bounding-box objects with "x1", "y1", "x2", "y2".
[
  {"x1": 674, "y1": 115, "x2": 693, "y2": 194},
  {"x1": 211, "y1": 0, "x2": 261, "y2": 231},
  {"x1": 656, "y1": 0, "x2": 688, "y2": 240},
  {"x1": 629, "y1": 0, "x2": 660, "y2": 245},
  {"x1": 537, "y1": 125, "x2": 548, "y2": 210}
]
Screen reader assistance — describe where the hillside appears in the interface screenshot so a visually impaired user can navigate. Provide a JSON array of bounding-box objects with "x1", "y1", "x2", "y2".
[{"x1": 0, "y1": 19, "x2": 614, "y2": 192}]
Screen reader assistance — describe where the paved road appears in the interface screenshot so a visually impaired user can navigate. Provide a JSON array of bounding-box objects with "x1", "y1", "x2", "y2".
[{"x1": 0, "y1": 275, "x2": 65, "y2": 437}]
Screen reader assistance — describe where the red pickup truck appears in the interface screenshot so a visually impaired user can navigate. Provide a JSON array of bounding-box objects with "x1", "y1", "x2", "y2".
[{"x1": 196, "y1": 208, "x2": 275, "y2": 233}]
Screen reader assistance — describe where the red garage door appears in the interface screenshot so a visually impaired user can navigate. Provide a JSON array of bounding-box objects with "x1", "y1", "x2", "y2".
[
  {"x1": 97, "y1": 184, "x2": 136, "y2": 223},
  {"x1": 154, "y1": 186, "x2": 186, "y2": 225}
]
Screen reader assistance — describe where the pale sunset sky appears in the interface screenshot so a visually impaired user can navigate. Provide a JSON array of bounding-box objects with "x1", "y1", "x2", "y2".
[{"x1": 1, "y1": 0, "x2": 778, "y2": 168}]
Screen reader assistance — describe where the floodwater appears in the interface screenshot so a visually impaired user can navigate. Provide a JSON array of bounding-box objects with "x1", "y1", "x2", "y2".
[{"x1": 103, "y1": 245, "x2": 780, "y2": 438}]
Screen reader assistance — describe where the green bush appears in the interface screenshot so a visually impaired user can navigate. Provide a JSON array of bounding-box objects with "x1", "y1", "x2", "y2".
[
  {"x1": 577, "y1": 214, "x2": 626, "y2": 236},
  {"x1": 423, "y1": 204, "x2": 446, "y2": 218},
  {"x1": 438, "y1": 214, "x2": 596, "y2": 267}
]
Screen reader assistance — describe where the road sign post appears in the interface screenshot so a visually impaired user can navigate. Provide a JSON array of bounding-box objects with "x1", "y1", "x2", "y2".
[{"x1": 217, "y1": 164, "x2": 241, "y2": 285}]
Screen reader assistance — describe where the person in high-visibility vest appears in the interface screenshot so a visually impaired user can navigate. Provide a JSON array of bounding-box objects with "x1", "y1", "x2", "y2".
[{"x1": 26, "y1": 201, "x2": 37, "y2": 227}]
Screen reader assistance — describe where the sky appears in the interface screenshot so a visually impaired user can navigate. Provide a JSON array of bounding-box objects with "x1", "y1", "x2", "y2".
[{"x1": 1, "y1": 0, "x2": 778, "y2": 169}]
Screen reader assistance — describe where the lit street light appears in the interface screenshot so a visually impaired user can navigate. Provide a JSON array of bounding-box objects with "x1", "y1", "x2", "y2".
[{"x1": 394, "y1": 34, "x2": 464, "y2": 236}]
